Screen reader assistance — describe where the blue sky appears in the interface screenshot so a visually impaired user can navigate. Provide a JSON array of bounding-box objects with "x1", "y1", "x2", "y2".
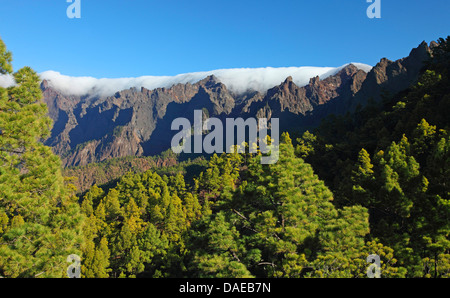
[{"x1": 0, "y1": 0, "x2": 449, "y2": 78}]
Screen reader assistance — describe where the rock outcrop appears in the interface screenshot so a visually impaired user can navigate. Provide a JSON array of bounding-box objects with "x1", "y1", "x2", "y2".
[{"x1": 41, "y1": 41, "x2": 433, "y2": 167}]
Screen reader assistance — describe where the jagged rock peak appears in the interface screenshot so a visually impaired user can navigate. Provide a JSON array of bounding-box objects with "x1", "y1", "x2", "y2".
[
  {"x1": 341, "y1": 63, "x2": 359, "y2": 73},
  {"x1": 40, "y1": 79, "x2": 50, "y2": 90},
  {"x1": 284, "y1": 76, "x2": 294, "y2": 83},
  {"x1": 309, "y1": 76, "x2": 320, "y2": 85},
  {"x1": 198, "y1": 74, "x2": 220, "y2": 86},
  {"x1": 409, "y1": 40, "x2": 432, "y2": 59}
]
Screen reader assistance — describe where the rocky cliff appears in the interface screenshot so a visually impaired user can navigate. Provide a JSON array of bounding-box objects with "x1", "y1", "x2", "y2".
[{"x1": 41, "y1": 41, "x2": 433, "y2": 167}]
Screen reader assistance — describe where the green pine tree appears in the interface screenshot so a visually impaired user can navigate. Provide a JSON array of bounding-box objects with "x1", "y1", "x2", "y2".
[{"x1": 0, "y1": 38, "x2": 84, "y2": 278}]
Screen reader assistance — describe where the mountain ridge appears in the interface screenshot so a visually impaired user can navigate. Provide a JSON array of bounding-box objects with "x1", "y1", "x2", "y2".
[
  {"x1": 39, "y1": 41, "x2": 433, "y2": 167},
  {"x1": 34, "y1": 63, "x2": 372, "y2": 98}
]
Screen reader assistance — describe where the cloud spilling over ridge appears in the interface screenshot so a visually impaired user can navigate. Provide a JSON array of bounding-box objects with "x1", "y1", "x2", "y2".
[{"x1": 1, "y1": 63, "x2": 372, "y2": 97}]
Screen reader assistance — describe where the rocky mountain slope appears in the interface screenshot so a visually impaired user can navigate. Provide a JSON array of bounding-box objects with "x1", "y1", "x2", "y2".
[{"x1": 41, "y1": 41, "x2": 434, "y2": 167}]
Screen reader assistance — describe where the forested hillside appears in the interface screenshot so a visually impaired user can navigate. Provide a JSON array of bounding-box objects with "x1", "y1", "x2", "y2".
[
  {"x1": 295, "y1": 36, "x2": 450, "y2": 277},
  {"x1": 63, "y1": 150, "x2": 207, "y2": 193},
  {"x1": 0, "y1": 36, "x2": 449, "y2": 278}
]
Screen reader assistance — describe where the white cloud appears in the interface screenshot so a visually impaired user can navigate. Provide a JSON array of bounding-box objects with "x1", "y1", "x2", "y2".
[
  {"x1": 1, "y1": 63, "x2": 372, "y2": 97},
  {"x1": 0, "y1": 74, "x2": 15, "y2": 88}
]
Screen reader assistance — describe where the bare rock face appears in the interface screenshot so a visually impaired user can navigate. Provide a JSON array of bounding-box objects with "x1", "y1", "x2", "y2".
[
  {"x1": 41, "y1": 81, "x2": 82, "y2": 157},
  {"x1": 264, "y1": 75, "x2": 312, "y2": 115},
  {"x1": 243, "y1": 64, "x2": 368, "y2": 122},
  {"x1": 353, "y1": 41, "x2": 433, "y2": 107},
  {"x1": 43, "y1": 75, "x2": 239, "y2": 166},
  {"x1": 42, "y1": 41, "x2": 433, "y2": 167},
  {"x1": 306, "y1": 64, "x2": 368, "y2": 105},
  {"x1": 304, "y1": 64, "x2": 368, "y2": 106}
]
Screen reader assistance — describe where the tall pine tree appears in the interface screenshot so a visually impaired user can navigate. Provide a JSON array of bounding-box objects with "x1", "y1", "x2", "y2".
[{"x1": 0, "y1": 38, "x2": 84, "y2": 278}]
